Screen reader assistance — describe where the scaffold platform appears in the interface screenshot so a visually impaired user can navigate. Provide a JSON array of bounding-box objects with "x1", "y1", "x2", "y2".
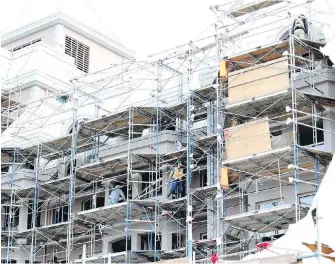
[{"x1": 225, "y1": 203, "x2": 309, "y2": 233}]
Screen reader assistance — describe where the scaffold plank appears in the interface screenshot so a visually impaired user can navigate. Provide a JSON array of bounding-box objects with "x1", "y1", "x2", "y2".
[
  {"x1": 195, "y1": 134, "x2": 217, "y2": 149},
  {"x1": 76, "y1": 154, "x2": 154, "y2": 181},
  {"x1": 225, "y1": 203, "x2": 308, "y2": 233},
  {"x1": 74, "y1": 251, "x2": 150, "y2": 263},
  {"x1": 228, "y1": 0, "x2": 284, "y2": 18},
  {"x1": 1, "y1": 176, "x2": 83, "y2": 201},
  {"x1": 161, "y1": 185, "x2": 217, "y2": 212},
  {"x1": 224, "y1": 90, "x2": 317, "y2": 121},
  {"x1": 75, "y1": 199, "x2": 157, "y2": 226},
  {"x1": 228, "y1": 39, "x2": 325, "y2": 71},
  {"x1": 299, "y1": 146, "x2": 333, "y2": 165},
  {"x1": 193, "y1": 86, "x2": 217, "y2": 104},
  {"x1": 222, "y1": 145, "x2": 319, "y2": 177},
  {"x1": 304, "y1": 93, "x2": 335, "y2": 108}
]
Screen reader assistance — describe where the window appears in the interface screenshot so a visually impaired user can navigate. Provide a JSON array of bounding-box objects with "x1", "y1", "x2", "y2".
[
  {"x1": 66, "y1": 160, "x2": 76, "y2": 176},
  {"x1": 3, "y1": 206, "x2": 20, "y2": 229},
  {"x1": 52, "y1": 206, "x2": 68, "y2": 224},
  {"x1": 257, "y1": 199, "x2": 281, "y2": 210},
  {"x1": 140, "y1": 234, "x2": 161, "y2": 251},
  {"x1": 200, "y1": 171, "x2": 207, "y2": 187},
  {"x1": 25, "y1": 162, "x2": 34, "y2": 170},
  {"x1": 200, "y1": 232, "x2": 207, "y2": 240},
  {"x1": 65, "y1": 35, "x2": 90, "y2": 73},
  {"x1": 172, "y1": 233, "x2": 185, "y2": 249},
  {"x1": 82, "y1": 197, "x2": 105, "y2": 211},
  {"x1": 27, "y1": 201, "x2": 41, "y2": 229},
  {"x1": 299, "y1": 194, "x2": 315, "y2": 206},
  {"x1": 56, "y1": 95, "x2": 69, "y2": 104},
  {"x1": 109, "y1": 238, "x2": 130, "y2": 253},
  {"x1": 298, "y1": 120, "x2": 324, "y2": 146},
  {"x1": 10, "y1": 38, "x2": 42, "y2": 52}
]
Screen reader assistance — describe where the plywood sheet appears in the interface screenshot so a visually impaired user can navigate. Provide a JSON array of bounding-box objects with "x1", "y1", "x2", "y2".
[
  {"x1": 221, "y1": 167, "x2": 229, "y2": 190},
  {"x1": 220, "y1": 60, "x2": 229, "y2": 81},
  {"x1": 227, "y1": 58, "x2": 289, "y2": 104},
  {"x1": 224, "y1": 118, "x2": 272, "y2": 160}
]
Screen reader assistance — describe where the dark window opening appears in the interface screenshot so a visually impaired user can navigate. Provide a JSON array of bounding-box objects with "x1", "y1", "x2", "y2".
[
  {"x1": 27, "y1": 201, "x2": 41, "y2": 229},
  {"x1": 1, "y1": 166, "x2": 9, "y2": 172},
  {"x1": 199, "y1": 170, "x2": 207, "y2": 188},
  {"x1": 56, "y1": 95, "x2": 69, "y2": 104},
  {"x1": 110, "y1": 238, "x2": 130, "y2": 253},
  {"x1": 200, "y1": 232, "x2": 207, "y2": 240},
  {"x1": 1, "y1": 260, "x2": 17, "y2": 263},
  {"x1": 271, "y1": 128, "x2": 283, "y2": 137},
  {"x1": 140, "y1": 234, "x2": 161, "y2": 251},
  {"x1": 2, "y1": 206, "x2": 20, "y2": 229},
  {"x1": 298, "y1": 120, "x2": 323, "y2": 146},
  {"x1": 66, "y1": 160, "x2": 76, "y2": 176},
  {"x1": 25, "y1": 162, "x2": 34, "y2": 170},
  {"x1": 82, "y1": 196, "x2": 105, "y2": 211},
  {"x1": 52, "y1": 206, "x2": 68, "y2": 224},
  {"x1": 172, "y1": 233, "x2": 185, "y2": 249}
]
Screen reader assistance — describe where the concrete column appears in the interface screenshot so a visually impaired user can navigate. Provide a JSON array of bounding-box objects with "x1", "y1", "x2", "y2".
[
  {"x1": 161, "y1": 217, "x2": 173, "y2": 250},
  {"x1": 161, "y1": 165, "x2": 170, "y2": 198},
  {"x1": 131, "y1": 173, "x2": 142, "y2": 199},
  {"x1": 53, "y1": 24, "x2": 65, "y2": 53},
  {"x1": 18, "y1": 205, "x2": 28, "y2": 232},
  {"x1": 323, "y1": 108, "x2": 335, "y2": 153},
  {"x1": 207, "y1": 200, "x2": 217, "y2": 239},
  {"x1": 131, "y1": 232, "x2": 141, "y2": 251}
]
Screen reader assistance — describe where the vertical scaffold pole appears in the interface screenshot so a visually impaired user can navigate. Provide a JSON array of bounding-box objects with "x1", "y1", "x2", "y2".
[
  {"x1": 289, "y1": 19, "x2": 300, "y2": 223},
  {"x1": 126, "y1": 106, "x2": 133, "y2": 264},
  {"x1": 6, "y1": 147, "x2": 17, "y2": 264},
  {"x1": 186, "y1": 44, "x2": 194, "y2": 264},
  {"x1": 67, "y1": 85, "x2": 78, "y2": 263},
  {"x1": 155, "y1": 61, "x2": 162, "y2": 262},
  {"x1": 30, "y1": 124, "x2": 41, "y2": 264}
]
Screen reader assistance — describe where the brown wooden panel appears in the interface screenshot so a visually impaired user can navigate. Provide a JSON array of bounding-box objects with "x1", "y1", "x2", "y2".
[
  {"x1": 224, "y1": 118, "x2": 271, "y2": 160},
  {"x1": 227, "y1": 58, "x2": 289, "y2": 104}
]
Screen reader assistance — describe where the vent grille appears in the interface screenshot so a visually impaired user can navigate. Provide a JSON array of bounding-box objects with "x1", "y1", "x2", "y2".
[
  {"x1": 65, "y1": 35, "x2": 90, "y2": 73},
  {"x1": 10, "y1": 38, "x2": 42, "y2": 52}
]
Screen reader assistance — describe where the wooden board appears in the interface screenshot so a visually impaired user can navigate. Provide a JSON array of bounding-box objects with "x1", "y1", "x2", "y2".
[
  {"x1": 228, "y1": 58, "x2": 289, "y2": 104},
  {"x1": 221, "y1": 167, "x2": 229, "y2": 190},
  {"x1": 224, "y1": 117, "x2": 272, "y2": 160},
  {"x1": 220, "y1": 60, "x2": 229, "y2": 81}
]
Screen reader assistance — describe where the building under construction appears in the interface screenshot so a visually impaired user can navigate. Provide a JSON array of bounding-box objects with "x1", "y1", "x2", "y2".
[{"x1": 1, "y1": 0, "x2": 335, "y2": 263}]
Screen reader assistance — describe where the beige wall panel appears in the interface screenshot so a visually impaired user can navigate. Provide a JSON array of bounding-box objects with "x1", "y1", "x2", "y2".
[
  {"x1": 227, "y1": 58, "x2": 289, "y2": 104},
  {"x1": 224, "y1": 118, "x2": 271, "y2": 160}
]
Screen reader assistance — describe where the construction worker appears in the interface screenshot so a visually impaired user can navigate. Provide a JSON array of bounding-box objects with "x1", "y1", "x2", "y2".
[
  {"x1": 167, "y1": 160, "x2": 184, "y2": 198},
  {"x1": 108, "y1": 185, "x2": 125, "y2": 205},
  {"x1": 292, "y1": 14, "x2": 308, "y2": 39}
]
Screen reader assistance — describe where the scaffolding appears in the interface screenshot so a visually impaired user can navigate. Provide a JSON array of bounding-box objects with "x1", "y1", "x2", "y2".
[{"x1": 1, "y1": 0, "x2": 335, "y2": 263}]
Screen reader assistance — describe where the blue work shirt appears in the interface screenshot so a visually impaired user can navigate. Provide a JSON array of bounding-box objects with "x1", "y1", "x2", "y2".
[{"x1": 109, "y1": 188, "x2": 125, "y2": 202}]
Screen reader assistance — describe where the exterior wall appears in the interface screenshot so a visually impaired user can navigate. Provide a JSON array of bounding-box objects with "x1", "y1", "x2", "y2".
[{"x1": 246, "y1": 171, "x2": 317, "y2": 211}]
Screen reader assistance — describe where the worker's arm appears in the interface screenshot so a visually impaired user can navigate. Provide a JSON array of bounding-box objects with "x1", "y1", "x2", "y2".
[
  {"x1": 168, "y1": 169, "x2": 174, "y2": 181},
  {"x1": 119, "y1": 189, "x2": 126, "y2": 201}
]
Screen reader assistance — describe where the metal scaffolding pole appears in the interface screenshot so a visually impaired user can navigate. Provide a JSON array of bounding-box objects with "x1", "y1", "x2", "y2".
[
  {"x1": 186, "y1": 45, "x2": 194, "y2": 264},
  {"x1": 66, "y1": 85, "x2": 79, "y2": 263}
]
